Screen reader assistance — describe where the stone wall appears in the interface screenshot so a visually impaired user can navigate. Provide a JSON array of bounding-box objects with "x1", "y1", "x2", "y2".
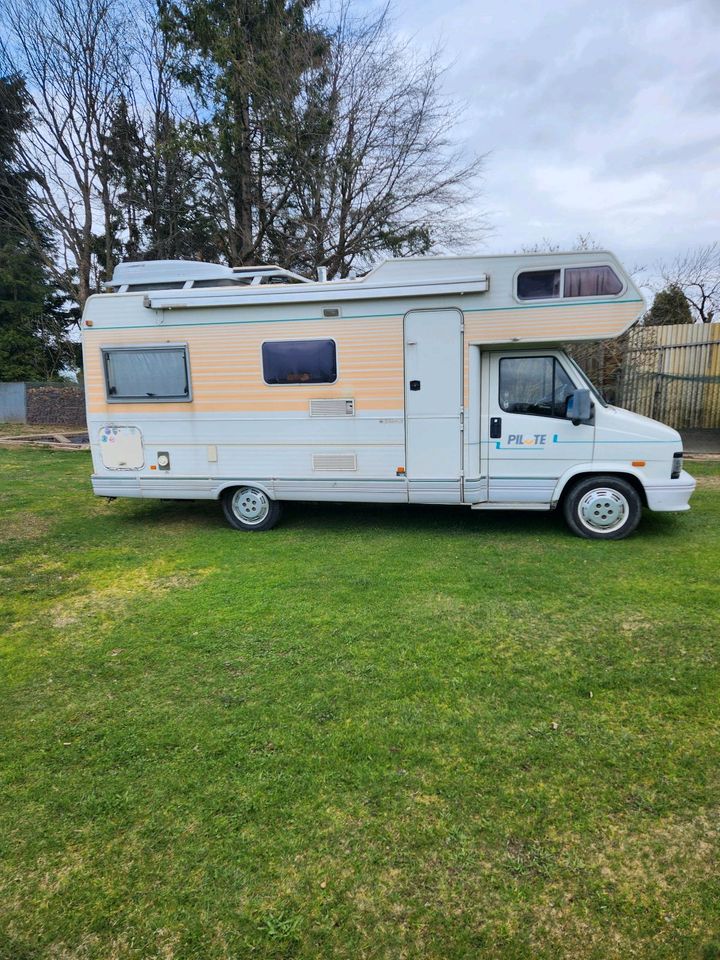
[{"x1": 25, "y1": 385, "x2": 86, "y2": 427}]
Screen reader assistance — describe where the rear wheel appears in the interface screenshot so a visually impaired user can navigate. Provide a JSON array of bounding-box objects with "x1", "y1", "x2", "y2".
[
  {"x1": 563, "y1": 476, "x2": 642, "y2": 540},
  {"x1": 221, "y1": 486, "x2": 282, "y2": 531}
]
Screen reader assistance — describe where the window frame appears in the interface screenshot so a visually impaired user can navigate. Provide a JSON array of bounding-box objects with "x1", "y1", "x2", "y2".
[
  {"x1": 513, "y1": 262, "x2": 626, "y2": 303},
  {"x1": 260, "y1": 336, "x2": 339, "y2": 387},
  {"x1": 498, "y1": 354, "x2": 579, "y2": 420},
  {"x1": 101, "y1": 343, "x2": 193, "y2": 403}
]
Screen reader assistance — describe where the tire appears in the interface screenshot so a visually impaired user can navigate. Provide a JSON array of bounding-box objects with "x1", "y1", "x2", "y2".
[
  {"x1": 563, "y1": 475, "x2": 642, "y2": 540},
  {"x1": 221, "y1": 486, "x2": 282, "y2": 532}
]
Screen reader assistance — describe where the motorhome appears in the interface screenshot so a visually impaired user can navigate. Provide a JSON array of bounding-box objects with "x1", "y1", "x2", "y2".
[{"x1": 81, "y1": 252, "x2": 696, "y2": 539}]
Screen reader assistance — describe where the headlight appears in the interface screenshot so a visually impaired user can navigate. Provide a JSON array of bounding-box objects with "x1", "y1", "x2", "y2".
[{"x1": 671, "y1": 452, "x2": 683, "y2": 479}]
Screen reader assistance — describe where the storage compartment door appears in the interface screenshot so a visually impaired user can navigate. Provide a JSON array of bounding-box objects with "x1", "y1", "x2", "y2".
[{"x1": 98, "y1": 426, "x2": 144, "y2": 470}]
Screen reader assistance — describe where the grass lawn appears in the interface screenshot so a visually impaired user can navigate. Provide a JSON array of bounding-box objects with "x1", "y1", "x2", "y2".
[{"x1": 1, "y1": 448, "x2": 719, "y2": 960}]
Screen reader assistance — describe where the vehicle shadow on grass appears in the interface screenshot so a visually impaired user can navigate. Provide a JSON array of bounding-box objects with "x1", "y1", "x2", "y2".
[{"x1": 118, "y1": 496, "x2": 686, "y2": 541}]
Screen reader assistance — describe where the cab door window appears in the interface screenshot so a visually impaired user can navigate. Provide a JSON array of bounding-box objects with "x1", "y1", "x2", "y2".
[{"x1": 499, "y1": 356, "x2": 575, "y2": 418}]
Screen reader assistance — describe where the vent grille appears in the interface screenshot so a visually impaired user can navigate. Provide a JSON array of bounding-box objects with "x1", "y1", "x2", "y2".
[
  {"x1": 312, "y1": 453, "x2": 357, "y2": 472},
  {"x1": 309, "y1": 398, "x2": 354, "y2": 417}
]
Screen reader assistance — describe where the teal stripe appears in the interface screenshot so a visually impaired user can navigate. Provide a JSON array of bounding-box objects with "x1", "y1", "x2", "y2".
[{"x1": 89, "y1": 297, "x2": 644, "y2": 331}]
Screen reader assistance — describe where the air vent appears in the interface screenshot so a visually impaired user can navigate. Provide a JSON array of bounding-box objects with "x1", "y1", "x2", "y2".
[
  {"x1": 312, "y1": 453, "x2": 357, "y2": 472},
  {"x1": 309, "y1": 398, "x2": 354, "y2": 417}
]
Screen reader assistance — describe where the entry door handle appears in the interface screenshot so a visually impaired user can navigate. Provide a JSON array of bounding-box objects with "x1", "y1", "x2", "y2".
[
  {"x1": 409, "y1": 380, "x2": 421, "y2": 391},
  {"x1": 490, "y1": 417, "x2": 502, "y2": 439}
]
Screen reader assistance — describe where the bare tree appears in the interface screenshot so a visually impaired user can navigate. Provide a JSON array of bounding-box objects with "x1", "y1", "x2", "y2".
[
  {"x1": 658, "y1": 243, "x2": 719, "y2": 323},
  {"x1": 0, "y1": 0, "x2": 130, "y2": 307},
  {"x1": 265, "y1": 3, "x2": 487, "y2": 278},
  {"x1": 519, "y1": 233, "x2": 603, "y2": 255}
]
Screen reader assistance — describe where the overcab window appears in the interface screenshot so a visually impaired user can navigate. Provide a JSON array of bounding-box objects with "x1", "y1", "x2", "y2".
[
  {"x1": 102, "y1": 345, "x2": 191, "y2": 402},
  {"x1": 563, "y1": 266, "x2": 622, "y2": 297},
  {"x1": 517, "y1": 269, "x2": 560, "y2": 300},
  {"x1": 517, "y1": 264, "x2": 623, "y2": 300},
  {"x1": 262, "y1": 339, "x2": 337, "y2": 385}
]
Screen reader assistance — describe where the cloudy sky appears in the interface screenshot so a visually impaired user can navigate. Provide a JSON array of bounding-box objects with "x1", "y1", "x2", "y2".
[{"x1": 388, "y1": 0, "x2": 720, "y2": 274}]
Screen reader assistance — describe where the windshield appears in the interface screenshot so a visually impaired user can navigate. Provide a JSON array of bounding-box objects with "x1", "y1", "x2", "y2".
[{"x1": 566, "y1": 355, "x2": 608, "y2": 407}]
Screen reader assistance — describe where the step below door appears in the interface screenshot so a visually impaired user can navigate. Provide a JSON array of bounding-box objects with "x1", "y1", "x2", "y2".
[{"x1": 404, "y1": 309, "x2": 463, "y2": 503}]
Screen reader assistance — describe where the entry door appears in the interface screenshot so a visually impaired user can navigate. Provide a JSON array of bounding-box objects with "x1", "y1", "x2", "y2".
[
  {"x1": 404, "y1": 309, "x2": 463, "y2": 501},
  {"x1": 485, "y1": 351, "x2": 595, "y2": 504}
]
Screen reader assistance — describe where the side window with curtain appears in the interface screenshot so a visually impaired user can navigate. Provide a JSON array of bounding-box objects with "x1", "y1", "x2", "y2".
[
  {"x1": 499, "y1": 356, "x2": 575, "y2": 418},
  {"x1": 102, "y1": 346, "x2": 191, "y2": 401},
  {"x1": 564, "y1": 266, "x2": 623, "y2": 297}
]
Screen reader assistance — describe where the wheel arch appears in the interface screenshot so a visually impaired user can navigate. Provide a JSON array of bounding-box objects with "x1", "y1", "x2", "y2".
[
  {"x1": 553, "y1": 466, "x2": 648, "y2": 508},
  {"x1": 214, "y1": 479, "x2": 275, "y2": 501}
]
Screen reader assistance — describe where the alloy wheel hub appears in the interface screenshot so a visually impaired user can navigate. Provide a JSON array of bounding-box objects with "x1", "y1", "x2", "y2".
[
  {"x1": 578, "y1": 488, "x2": 628, "y2": 532},
  {"x1": 232, "y1": 488, "x2": 270, "y2": 524}
]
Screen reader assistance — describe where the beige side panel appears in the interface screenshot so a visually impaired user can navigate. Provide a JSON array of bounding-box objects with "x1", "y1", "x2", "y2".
[{"x1": 84, "y1": 315, "x2": 404, "y2": 415}]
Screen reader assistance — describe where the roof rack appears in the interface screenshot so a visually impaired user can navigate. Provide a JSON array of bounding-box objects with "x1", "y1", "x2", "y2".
[{"x1": 105, "y1": 259, "x2": 312, "y2": 293}]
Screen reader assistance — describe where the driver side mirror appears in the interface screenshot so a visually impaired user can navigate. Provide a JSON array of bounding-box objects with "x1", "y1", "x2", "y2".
[{"x1": 565, "y1": 388, "x2": 592, "y2": 424}]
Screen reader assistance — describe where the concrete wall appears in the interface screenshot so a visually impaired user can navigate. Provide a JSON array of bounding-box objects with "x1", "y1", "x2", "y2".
[{"x1": 0, "y1": 383, "x2": 27, "y2": 423}]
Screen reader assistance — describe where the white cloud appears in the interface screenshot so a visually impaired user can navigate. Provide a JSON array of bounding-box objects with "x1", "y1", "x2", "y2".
[{"x1": 383, "y1": 0, "x2": 720, "y2": 269}]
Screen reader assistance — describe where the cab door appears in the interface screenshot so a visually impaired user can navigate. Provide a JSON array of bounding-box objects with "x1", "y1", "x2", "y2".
[{"x1": 485, "y1": 351, "x2": 594, "y2": 504}]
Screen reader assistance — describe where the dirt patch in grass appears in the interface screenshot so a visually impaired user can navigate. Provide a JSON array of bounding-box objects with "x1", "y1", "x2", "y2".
[
  {"x1": 51, "y1": 567, "x2": 215, "y2": 629},
  {"x1": 527, "y1": 810, "x2": 720, "y2": 958},
  {"x1": 0, "y1": 513, "x2": 53, "y2": 542},
  {"x1": 0, "y1": 423, "x2": 86, "y2": 438},
  {"x1": 696, "y1": 475, "x2": 720, "y2": 490}
]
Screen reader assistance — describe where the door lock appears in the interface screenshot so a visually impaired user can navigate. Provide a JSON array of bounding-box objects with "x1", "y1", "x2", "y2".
[{"x1": 409, "y1": 380, "x2": 421, "y2": 391}]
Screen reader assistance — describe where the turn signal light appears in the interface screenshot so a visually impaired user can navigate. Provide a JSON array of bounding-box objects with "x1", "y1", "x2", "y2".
[{"x1": 631, "y1": 460, "x2": 646, "y2": 467}]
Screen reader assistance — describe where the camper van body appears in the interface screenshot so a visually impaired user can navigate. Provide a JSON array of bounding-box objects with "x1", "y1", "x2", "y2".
[{"x1": 81, "y1": 252, "x2": 696, "y2": 538}]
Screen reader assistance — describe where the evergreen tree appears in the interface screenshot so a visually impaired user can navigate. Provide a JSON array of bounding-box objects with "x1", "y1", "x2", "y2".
[
  {"x1": 106, "y1": 94, "x2": 221, "y2": 262},
  {"x1": 160, "y1": 0, "x2": 325, "y2": 264},
  {"x1": 0, "y1": 72, "x2": 74, "y2": 381},
  {"x1": 160, "y1": 2, "x2": 484, "y2": 277},
  {"x1": 645, "y1": 285, "x2": 693, "y2": 326}
]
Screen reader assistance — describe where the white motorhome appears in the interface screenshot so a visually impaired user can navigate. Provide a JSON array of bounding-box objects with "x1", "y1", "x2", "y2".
[{"x1": 81, "y1": 252, "x2": 695, "y2": 539}]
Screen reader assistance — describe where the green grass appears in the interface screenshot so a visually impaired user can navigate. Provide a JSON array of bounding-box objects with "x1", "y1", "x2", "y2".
[{"x1": 1, "y1": 448, "x2": 719, "y2": 960}]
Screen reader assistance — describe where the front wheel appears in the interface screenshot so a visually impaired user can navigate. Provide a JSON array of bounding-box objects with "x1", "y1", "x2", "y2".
[
  {"x1": 221, "y1": 486, "x2": 282, "y2": 531},
  {"x1": 563, "y1": 476, "x2": 642, "y2": 540}
]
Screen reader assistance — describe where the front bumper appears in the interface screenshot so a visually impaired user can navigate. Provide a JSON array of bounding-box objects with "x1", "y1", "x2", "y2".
[{"x1": 644, "y1": 469, "x2": 696, "y2": 512}]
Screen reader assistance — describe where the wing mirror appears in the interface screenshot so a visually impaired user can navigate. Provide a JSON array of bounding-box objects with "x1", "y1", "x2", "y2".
[{"x1": 565, "y1": 388, "x2": 593, "y2": 424}]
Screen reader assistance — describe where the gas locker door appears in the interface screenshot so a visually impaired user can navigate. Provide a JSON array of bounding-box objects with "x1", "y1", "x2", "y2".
[
  {"x1": 486, "y1": 351, "x2": 595, "y2": 504},
  {"x1": 404, "y1": 309, "x2": 463, "y2": 503}
]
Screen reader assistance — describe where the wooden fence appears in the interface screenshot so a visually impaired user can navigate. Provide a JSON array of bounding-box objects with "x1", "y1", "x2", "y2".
[{"x1": 569, "y1": 324, "x2": 720, "y2": 430}]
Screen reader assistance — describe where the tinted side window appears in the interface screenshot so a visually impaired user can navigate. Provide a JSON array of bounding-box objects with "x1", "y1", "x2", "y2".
[
  {"x1": 103, "y1": 347, "x2": 190, "y2": 401},
  {"x1": 262, "y1": 339, "x2": 337, "y2": 385},
  {"x1": 499, "y1": 356, "x2": 575, "y2": 418},
  {"x1": 564, "y1": 266, "x2": 623, "y2": 297},
  {"x1": 517, "y1": 270, "x2": 561, "y2": 300}
]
